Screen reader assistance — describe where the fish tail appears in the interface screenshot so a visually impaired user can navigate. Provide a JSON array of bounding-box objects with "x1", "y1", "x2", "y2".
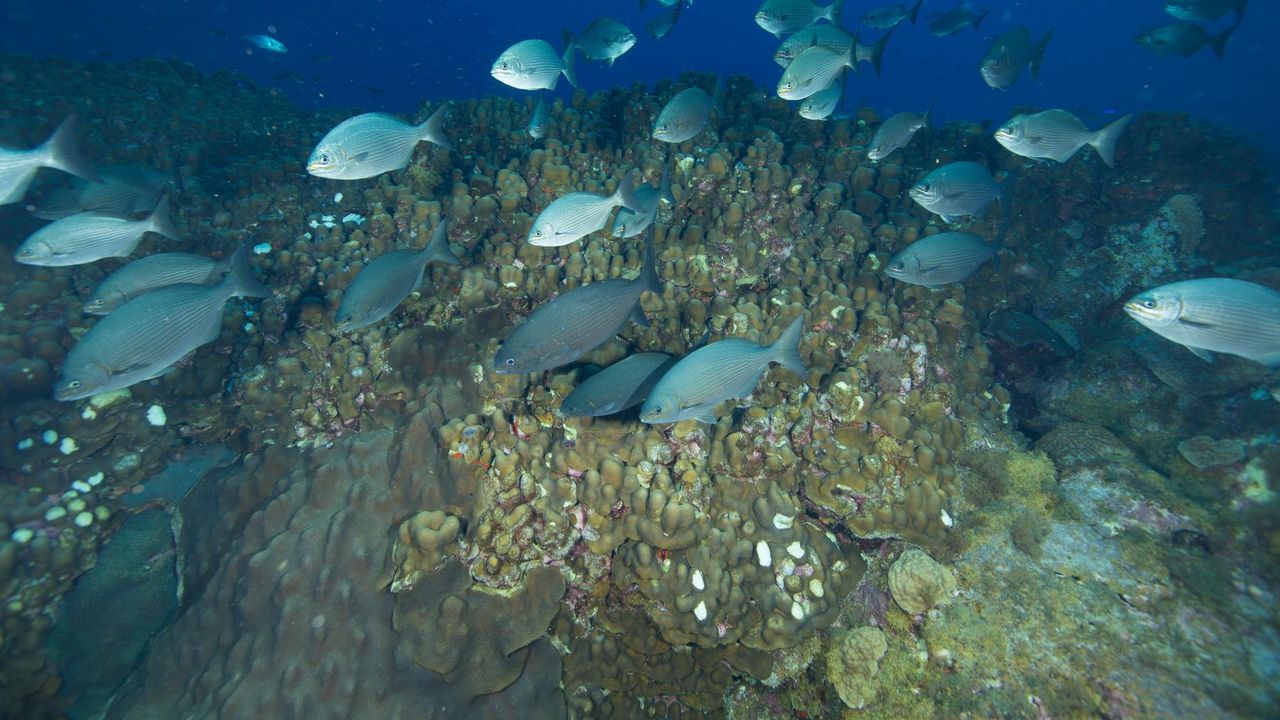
[
  {"x1": 712, "y1": 75, "x2": 726, "y2": 117},
  {"x1": 1236, "y1": 0, "x2": 1248, "y2": 23},
  {"x1": 419, "y1": 103, "x2": 454, "y2": 152},
  {"x1": 972, "y1": 10, "x2": 989, "y2": 32},
  {"x1": 1031, "y1": 29, "x2": 1054, "y2": 81},
  {"x1": 637, "y1": 227, "x2": 662, "y2": 294},
  {"x1": 1210, "y1": 24, "x2": 1236, "y2": 59},
  {"x1": 908, "y1": 0, "x2": 923, "y2": 25},
  {"x1": 614, "y1": 171, "x2": 643, "y2": 212},
  {"x1": 658, "y1": 161, "x2": 675, "y2": 205},
  {"x1": 561, "y1": 30, "x2": 579, "y2": 88},
  {"x1": 847, "y1": 30, "x2": 860, "y2": 73},
  {"x1": 147, "y1": 195, "x2": 182, "y2": 241},
  {"x1": 770, "y1": 315, "x2": 809, "y2": 379},
  {"x1": 1090, "y1": 113, "x2": 1134, "y2": 168},
  {"x1": 422, "y1": 217, "x2": 462, "y2": 266},
  {"x1": 222, "y1": 242, "x2": 272, "y2": 299},
  {"x1": 868, "y1": 27, "x2": 894, "y2": 77},
  {"x1": 825, "y1": 0, "x2": 847, "y2": 25},
  {"x1": 167, "y1": 143, "x2": 187, "y2": 195},
  {"x1": 41, "y1": 115, "x2": 101, "y2": 184},
  {"x1": 922, "y1": 102, "x2": 934, "y2": 128}
]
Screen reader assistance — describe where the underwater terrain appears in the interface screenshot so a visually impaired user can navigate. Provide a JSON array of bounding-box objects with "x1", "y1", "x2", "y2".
[{"x1": 1, "y1": 3, "x2": 1279, "y2": 720}]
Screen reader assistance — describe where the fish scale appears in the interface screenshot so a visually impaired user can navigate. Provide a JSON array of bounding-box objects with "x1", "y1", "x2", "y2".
[{"x1": 87, "y1": 251, "x2": 230, "y2": 314}]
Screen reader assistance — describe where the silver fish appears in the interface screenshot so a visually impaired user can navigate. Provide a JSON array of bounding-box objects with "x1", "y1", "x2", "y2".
[
  {"x1": 778, "y1": 44, "x2": 852, "y2": 100},
  {"x1": 909, "y1": 161, "x2": 1003, "y2": 222},
  {"x1": 0, "y1": 115, "x2": 100, "y2": 205},
  {"x1": 774, "y1": 24, "x2": 852, "y2": 68},
  {"x1": 861, "y1": 0, "x2": 922, "y2": 29},
  {"x1": 652, "y1": 86, "x2": 721, "y2": 143},
  {"x1": 496, "y1": 231, "x2": 660, "y2": 374},
  {"x1": 16, "y1": 196, "x2": 180, "y2": 267},
  {"x1": 1124, "y1": 278, "x2": 1280, "y2": 368},
  {"x1": 867, "y1": 107, "x2": 930, "y2": 161},
  {"x1": 640, "y1": 314, "x2": 807, "y2": 424},
  {"x1": 491, "y1": 37, "x2": 577, "y2": 91},
  {"x1": 528, "y1": 96, "x2": 551, "y2": 139},
  {"x1": 980, "y1": 26, "x2": 1053, "y2": 89},
  {"x1": 560, "y1": 352, "x2": 676, "y2": 417},
  {"x1": 647, "y1": 2, "x2": 685, "y2": 39},
  {"x1": 1136, "y1": 23, "x2": 1235, "y2": 59},
  {"x1": 307, "y1": 106, "x2": 452, "y2": 180},
  {"x1": 928, "y1": 6, "x2": 988, "y2": 36},
  {"x1": 995, "y1": 109, "x2": 1134, "y2": 167},
  {"x1": 335, "y1": 218, "x2": 461, "y2": 332},
  {"x1": 244, "y1": 34, "x2": 287, "y2": 53},
  {"x1": 86, "y1": 251, "x2": 233, "y2": 315},
  {"x1": 34, "y1": 163, "x2": 181, "y2": 220},
  {"x1": 612, "y1": 163, "x2": 673, "y2": 238},
  {"x1": 1164, "y1": 0, "x2": 1248, "y2": 23},
  {"x1": 885, "y1": 232, "x2": 996, "y2": 287},
  {"x1": 54, "y1": 244, "x2": 271, "y2": 401},
  {"x1": 755, "y1": 0, "x2": 846, "y2": 39},
  {"x1": 798, "y1": 69, "x2": 847, "y2": 120},
  {"x1": 528, "y1": 173, "x2": 641, "y2": 246},
  {"x1": 575, "y1": 17, "x2": 637, "y2": 66}
]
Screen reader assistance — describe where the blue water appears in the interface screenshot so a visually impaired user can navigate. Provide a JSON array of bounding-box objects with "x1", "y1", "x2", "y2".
[{"x1": 4, "y1": 0, "x2": 1276, "y2": 154}]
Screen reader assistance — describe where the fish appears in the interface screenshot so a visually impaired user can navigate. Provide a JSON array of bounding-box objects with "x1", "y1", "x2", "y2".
[
  {"x1": 53, "y1": 244, "x2": 272, "y2": 402},
  {"x1": 528, "y1": 96, "x2": 551, "y2": 139},
  {"x1": 908, "y1": 161, "x2": 1003, "y2": 222},
  {"x1": 928, "y1": 6, "x2": 988, "y2": 36},
  {"x1": 884, "y1": 232, "x2": 996, "y2": 287},
  {"x1": 798, "y1": 69, "x2": 848, "y2": 120},
  {"x1": 774, "y1": 24, "x2": 853, "y2": 68},
  {"x1": 560, "y1": 352, "x2": 676, "y2": 417},
  {"x1": 980, "y1": 26, "x2": 1053, "y2": 89},
  {"x1": 244, "y1": 34, "x2": 287, "y2": 53},
  {"x1": 853, "y1": 27, "x2": 894, "y2": 76},
  {"x1": 1135, "y1": 23, "x2": 1236, "y2": 59},
  {"x1": 15, "y1": 196, "x2": 180, "y2": 267},
  {"x1": 755, "y1": 0, "x2": 845, "y2": 38},
  {"x1": 1164, "y1": 0, "x2": 1248, "y2": 23},
  {"x1": 646, "y1": 2, "x2": 685, "y2": 39},
  {"x1": 612, "y1": 162, "x2": 674, "y2": 238},
  {"x1": 307, "y1": 105, "x2": 452, "y2": 180},
  {"x1": 995, "y1": 109, "x2": 1134, "y2": 168},
  {"x1": 0, "y1": 115, "x2": 100, "y2": 206},
  {"x1": 496, "y1": 230, "x2": 660, "y2": 374},
  {"x1": 33, "y1": 163, "x2": 181, "y2": 220},
  {"x1": 778, "y1": 44, "x2": 853, "y2": 100},
  {"x1": 335, "y1": 218, "x2": 461, "y2": 332},
  {"x1": 861, "y1": 0, "x2": 922, "y2": 29},
  {"x1": 85, "y1": 250, "x2": 234, "y2": 315},
  {"x1": 1124, "y1": 278, "x2": 1280, "y2": 367},
  {"x1": 640, "y1": 314, "x2": 808, "y2": 424},
  {"x1": 867, "y1": 107, "x2": 930, "y2": 161},
  {"x1": 652, "y1": 86, "x2": 721, "y2": 143},
  {"x1": 574, "y1": 17, "x2": 636, "y2": 66},
  {"x1": 491, "y1": 37, "x2": 577, "y2": 91},
  {"x1": 528, "y1": 172, "x2": 642, "y2": 247}
]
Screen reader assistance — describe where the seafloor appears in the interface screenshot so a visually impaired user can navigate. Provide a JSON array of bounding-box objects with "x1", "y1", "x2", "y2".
[{"x1": 0, "y1": 55, "x2": 1277, "y2": 720}]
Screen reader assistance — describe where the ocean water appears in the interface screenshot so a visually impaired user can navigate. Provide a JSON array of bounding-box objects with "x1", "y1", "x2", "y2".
[{"x1": 1, "y1": 1, "x2": 1278, "y2": 719}]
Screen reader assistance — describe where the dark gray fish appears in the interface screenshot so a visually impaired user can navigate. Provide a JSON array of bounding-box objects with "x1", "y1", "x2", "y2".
[
  {"x1": 496, "y1": 231, "x2": 660, "y2": 375},
  {"x1": 612, "y1": 163, "x2": 673, "y2": 238},
  {"x1": 652, "y1": 86, "x2": 721, "y2": 143},
  {"x1": 1124, "y1": 278, "x2": 1280, "y2": 367},
  {"x1": 16, "y1": 196, "x2": 180, "y2": 267},
  {"x1": 54, "y1": 244, "x2": 271, "y2": 401},
  {"x1": 867, "y1": 107, "x2": 930, "y2": 161},
  {"x1": 335, "y1": 219, "x2": 461, "y2": 332},
  {"x1": 1136, "y1": 22, "x2": 1236, "y2": 59},
  {"x1": 1164, "y1": 0, "x2": 1247, "y2": 23},
  {"x1": 307, "y1": 106, "x2": 452, "y2": 180},
  {"x1": 640, "y1": 315, "x2": 807, "y2": 424},
  {"x1": 755, "y1": 0, "x2": 846, "y2": 38},
  {"x1": 994, "y1": 109, "x2": 1133, "y2": 167},
  {"x1": 980, "y1": 26, "x2": 1053, "y2": 89},
  {"x1": 928, "y1": 6, "x2": 988, "y2": 36},
  {"x1": 0, "y1": 115, "x2": 100, "y2": 205},
  {"x1": 528, "y1": 96, "x2": 551, "y2": 139},
  {"x1": 86, "y1": 250, "x2": 233, "y2": 315},
  {"x1": 908, "y1": 161, "x2": 1002, "y2": 222},
  {"x1": 885, "y1": 232, "x2": 996, "y2": 287},
  {"x1": 774, "y1": 24, "x2": 852, "y2": 68},
  {"x1": 491, "y1": 37, "x2": 578, "y2": 91},
  {"x1": 647, "y1": 1, "x2": 684, "y2": 39},
  {"x1": 33, "y1": 163, "x2": 181, "y2": 220},
  {"x1": 798, "y1": 68, "x2": 848, "y2": 120},
  {"x1": 574, "y1": 17, "x2": 636, "y2": 66},
  {"x1": 861, "y1": 0, "x2": 922, "y2": 29},
  {"x1": 560, "y1": 352, "x2": 676, "y2": 417},
  {"x1": 528, "y1": 172, "x2": 642, "y2": 246}
]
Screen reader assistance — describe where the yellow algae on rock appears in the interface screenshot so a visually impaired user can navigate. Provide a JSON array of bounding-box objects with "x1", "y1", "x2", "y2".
[{"x1": 888, "y1": 548, "x2": 957, "y2": 615}]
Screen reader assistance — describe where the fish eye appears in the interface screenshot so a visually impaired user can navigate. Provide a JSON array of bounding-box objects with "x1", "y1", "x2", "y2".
[
  {"x1": 499, "y1": 61, "x2": 509, "y2": 70},
  {"x1": 319, "y1": 153, "x2": 330, "y2": 163},
  {"x1": 504, "y1": 358, "x2": 515, "y2": 367},
  {"x1": 1142, "y1": 299, "x2": 1157, "y2": 309},
  {"x1": 68, "y1": 380, "x2": 81, "y2": 389}
]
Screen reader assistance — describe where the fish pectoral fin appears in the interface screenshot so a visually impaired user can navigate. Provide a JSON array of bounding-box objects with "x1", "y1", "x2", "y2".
[
  {"x1": 630, "y1": 303, "x2": 649, "y2": 327},
  {"x1": 350, "y1": 151, "x2": 371, "y2": 163},
  {"x1": 1185, "y1": 345, "x2": 1215, "y2": 363},
  {"x1": 1177, "y1": 317, "x2": 1215, "y2": 329},
  {"x1": 690, "y1": 406, "x2": 718, "y2": 425}
]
